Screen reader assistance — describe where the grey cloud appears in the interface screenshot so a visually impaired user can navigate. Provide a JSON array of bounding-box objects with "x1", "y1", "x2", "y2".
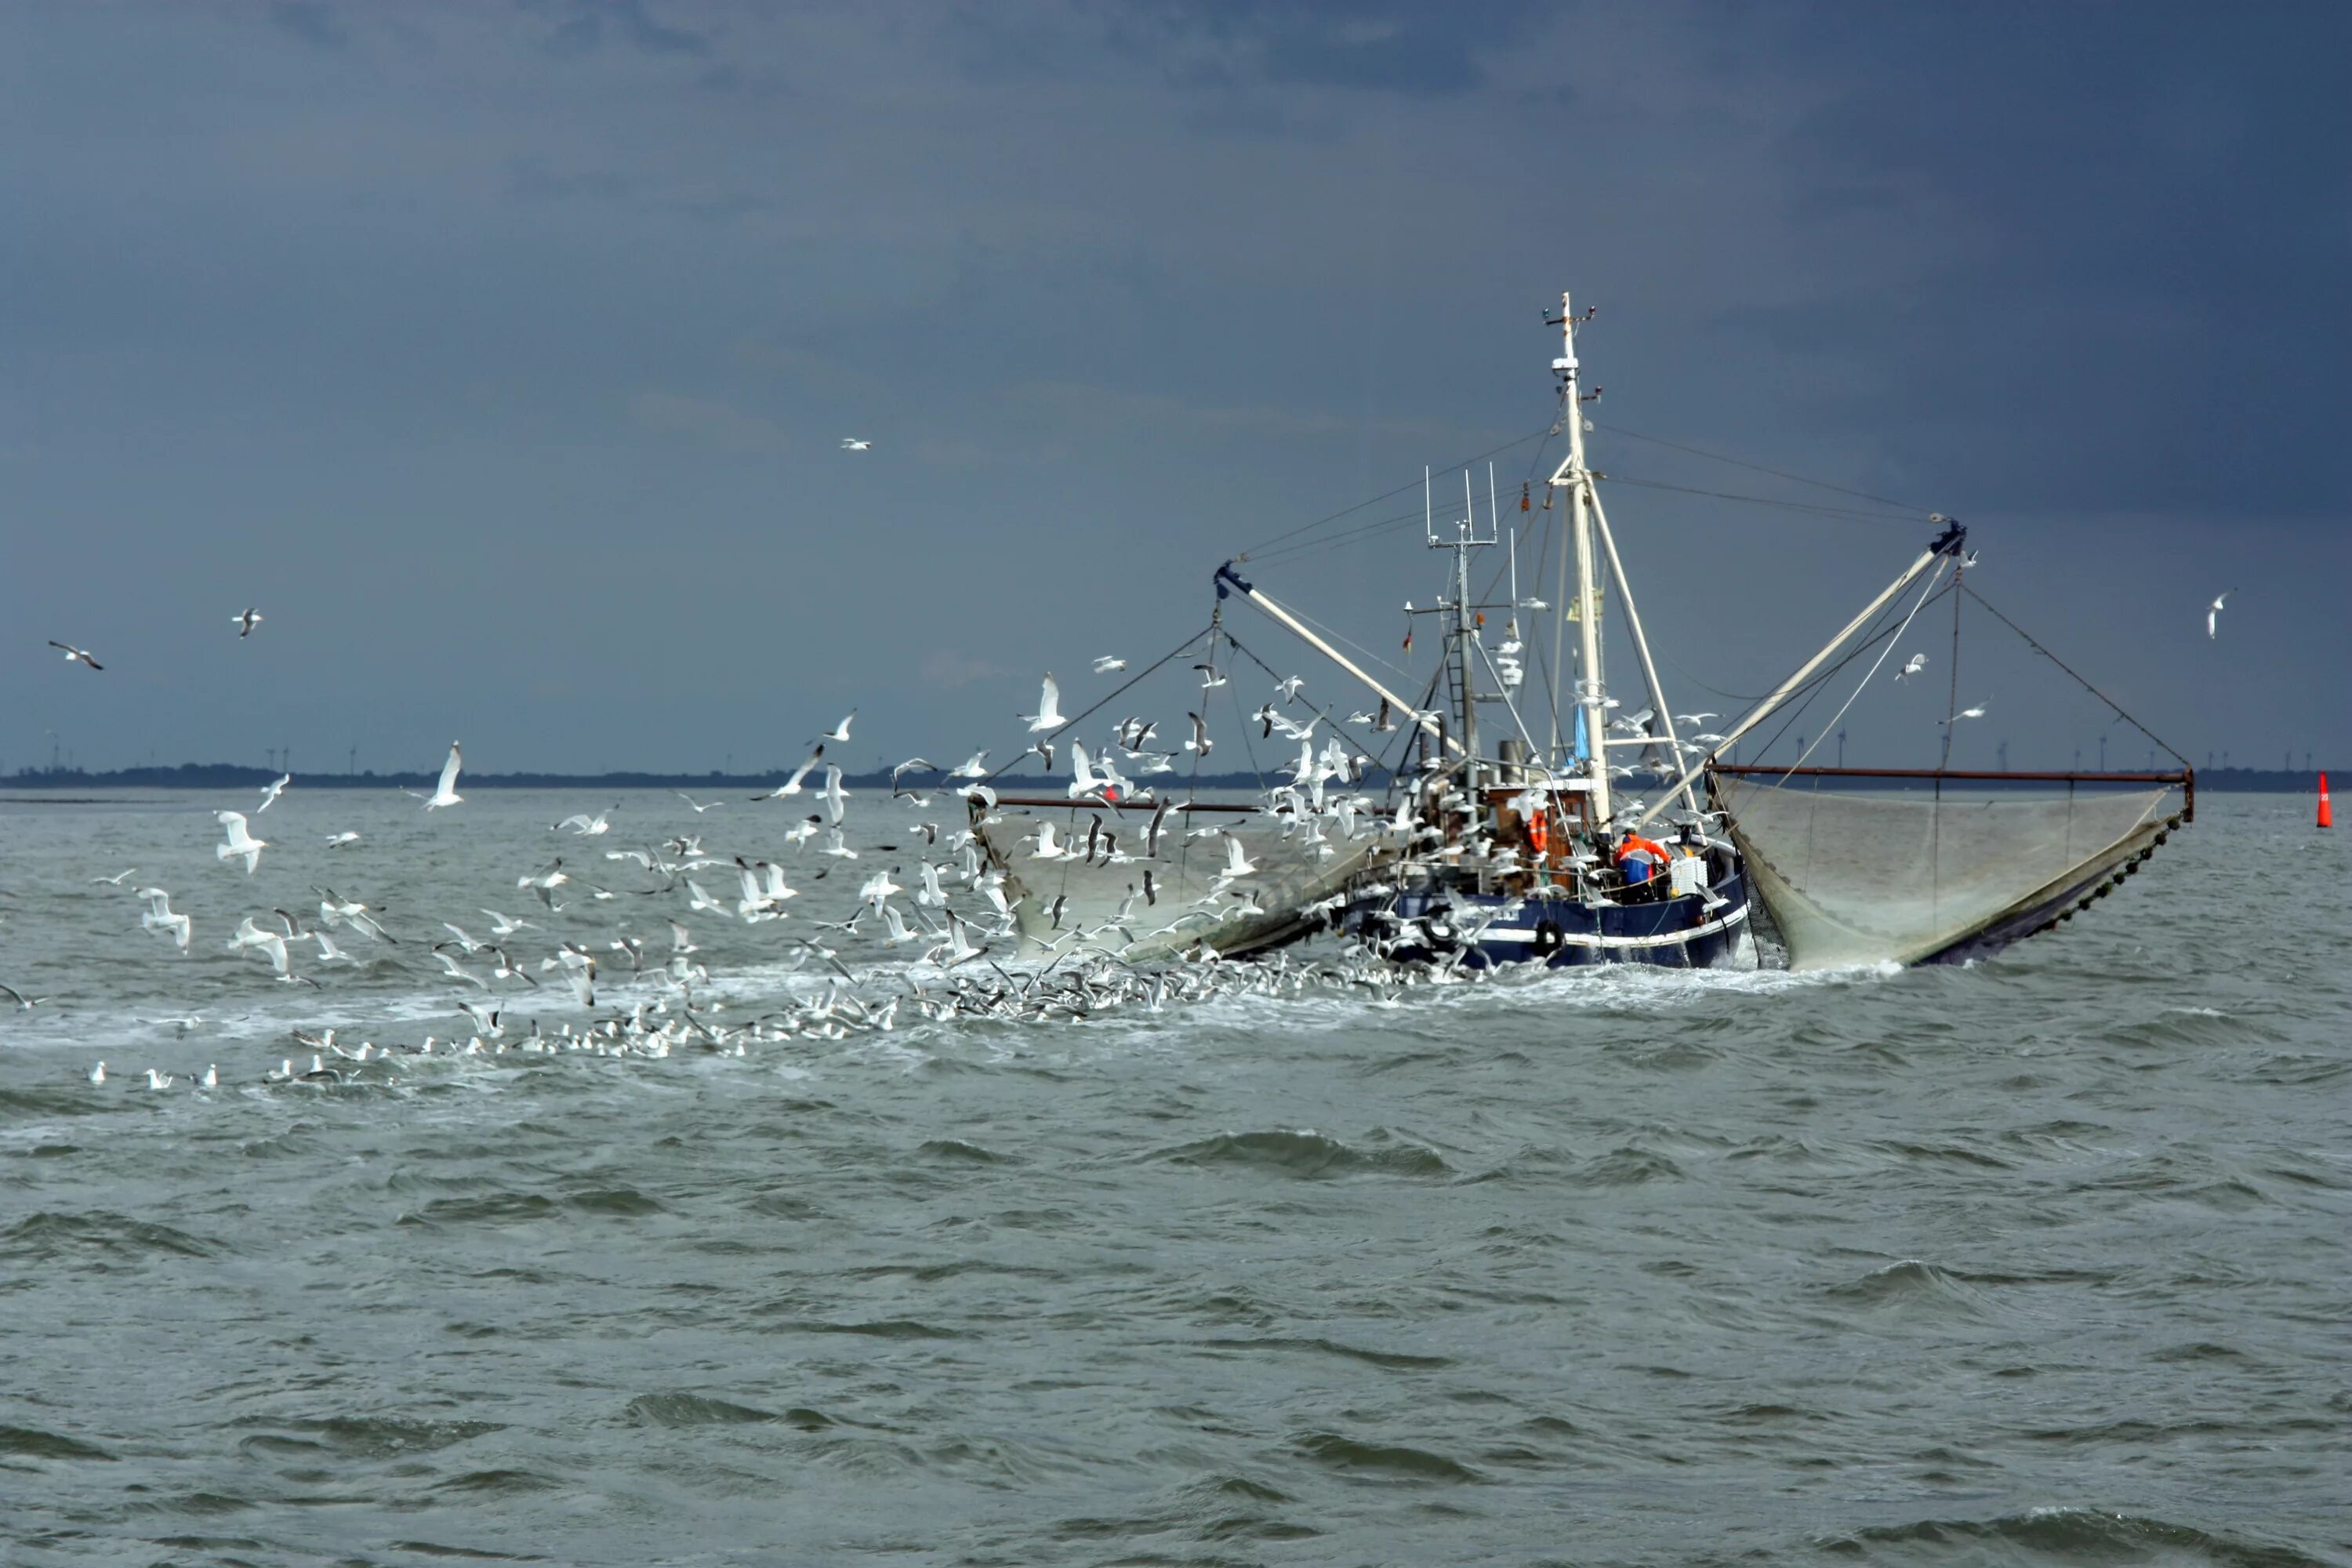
[
  {"x1": 267, "y1": 1, "x2": 349, "y2": 51},
  {"x1": 0, "y1": 2, "x2": 2342, "y2": 775},
  {"x1": 537, "y1": 0, "x2": 709, "y2": 59}
]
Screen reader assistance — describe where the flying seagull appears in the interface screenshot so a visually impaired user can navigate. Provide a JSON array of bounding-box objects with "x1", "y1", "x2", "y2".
[
  {"x1": 232, "y1": 608, "x2": 263, "y2": 638},
  {"x1": 1093, "y1": 655, "x2": 1127, "y2": 673},
  {"x1": 752, "y1": 746, "x2": 824, "y2": 801},
  {"x1": 410, "y1": 742, "x2": 464, "y2": 809},
  {"x1": 256, "y1": 772, "x2": 290, "y2": 812},
  {"x1": 1896, "y1": 654, "x2": 1929, "y2": 681},
  {"x1": 2207, "y1": 590, "x2": 2234, "y2": 641},
  {"x1": 840, "y1": 437, "x2": 872, "y2": 451},
  {"x1": 815, "y1": 711, "x2": 857, "y2": 744},
  {"x1": 1021, "y1": 673, "x2": 1064, "y2": 733},
  {"x1": 215, "y1": 810, "x2": 267, "y2": 873},
  {"x1": 48, "y1": 641, "x2": 102, "y2": 671}
]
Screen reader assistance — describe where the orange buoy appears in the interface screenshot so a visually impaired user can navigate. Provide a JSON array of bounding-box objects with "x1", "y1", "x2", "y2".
[{"x1": 2321, "y1": 771, "x2": 2334, "y2": 829}]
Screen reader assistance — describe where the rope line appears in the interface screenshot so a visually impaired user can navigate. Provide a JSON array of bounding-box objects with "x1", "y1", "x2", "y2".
[
  {"x1": 1961, "y1": 583, "x2": 2191, "y2": 768},
  {"x1": 1601, "y1": 474, "x2": 1920, "y2": 524},
  {"x1": 980, "y1": 626, "x2": 1210, "y2": 789},
  {"x1": 1594, "y1": 421, "x2": 1927, "y2": 514},
  {"x1": 1232, "y1": 425, "x2": 1553, "y2": 559},
  {"x1": 1780, "y1": 560, "x2": 1952, "y2": 780}
]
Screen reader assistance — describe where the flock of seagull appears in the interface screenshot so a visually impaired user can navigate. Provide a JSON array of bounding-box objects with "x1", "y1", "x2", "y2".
[
  {"x1": 21, "y1": 637, "x2": 1520, "y2": 1096},
  {"x1": 25, "y1": 572, "x2": 2246, "y2": 1094}
]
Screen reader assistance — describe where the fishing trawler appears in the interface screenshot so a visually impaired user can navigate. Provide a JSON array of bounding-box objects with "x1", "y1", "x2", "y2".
[
  {"x1": 1209, "y1": 292, "x2": 1759, "y2": 969},
  {"x1": 974, "y1": 288, "x2": 2193, "y2": 972}
]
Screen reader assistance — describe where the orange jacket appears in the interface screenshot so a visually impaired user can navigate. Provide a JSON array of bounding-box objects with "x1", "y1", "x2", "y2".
[{"x1": 1614, "y1": 833, "x2": 1670, "y2": 867}]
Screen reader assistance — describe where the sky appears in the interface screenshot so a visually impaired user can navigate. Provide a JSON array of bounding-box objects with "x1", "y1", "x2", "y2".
[{"x1": 4, "y1": 1, "x2": 2347, "y2": 779}]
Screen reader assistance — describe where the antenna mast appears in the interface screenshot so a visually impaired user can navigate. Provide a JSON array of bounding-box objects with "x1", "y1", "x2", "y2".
[{"x1": 1428, "y1": 464, "x2": 1496, "y2": 801}]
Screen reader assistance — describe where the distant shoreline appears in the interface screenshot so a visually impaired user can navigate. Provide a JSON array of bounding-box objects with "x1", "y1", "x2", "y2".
[{"x1": 0, "y1": 764, "x2": 2328, "y2": 794}]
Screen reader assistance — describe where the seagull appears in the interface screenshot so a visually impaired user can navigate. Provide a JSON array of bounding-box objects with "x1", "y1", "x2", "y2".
[
  {"x1": 1021, "y1": 673, "x2": 1064, "y2": 732},
  {"x1": 948, "y1": 750, "x2": 990, "y2": 779},
  {"x1": 48, "y1": 641, "x2": 103, "y2": 671},
  {"x1": 227, "y1": 915, "x2": 293, "y2": 978},
  {"x1": 89, "y1": 1061, "x2": 106, "y2": 1084},
  {"x1": 553, "y1": 805, "x2": 615, "y2": 836},
  {"x1": 815, "y1": 711, "x2": 857, "y2": 744},
  {"x1": 1093, "y1": 655, "x2": 1127, "y2": 673},
  {"x1": 1674, "y1": 712, "x2": 1719, "y2": 726},
  {"x1": 819, "y1": 764, "x2": 851, "y2": 824},
  {"x1": 516, "y1": 857, "x2": 568, "y2": 909},
  {"x1": 434, "y1": 946, "x2": 489, "y2": 989},
  {"x1": 232, "y1": 607, "x2": 263, "y2": 638},
  {"x1": 138, "y1": 887, "x2": 191, "y2": 952},
  {"x1": 2207, "y1": 590, "x2": 2234, "y2": 640},
  {"x1": 1941, "y1": 702, "x2": 1990, "y2": 726},
  {"x1": 1, "y1": 982, "x2": 44, "y2": 1010},
  {"x1": 325, "y1": 830, "x2": 361, "y2": 848},
  {"x1": 145, "y1": 1069, "x2": 176, "y2": 1091},
  {"x1": 752, "y1": 746, "x2": 824, "y2": 800},
  {"x1": 481, "y1": 909, "x2": 538, "y2": 937},
  {"x1": 1275, "y1": 674, "x2": 1306, "y2": 703},
  {"x1": 1896, "y1": 654, "x2": 1929, "y2": 681},
  {"x1": 1220, "y1": 833, "x2": 1258, "y2": 878},
  {"x1": 256, "y1": 772, "x2": 291, "y2": 812},
  {"x1": 1194, "y1": 662, "x2": 1226, "y2": 690},
  {"x1": 93, "y1": 867, "x2": 139, "y2": 885},
  {"x1": 1185, "y1": 712, "x2": 1213, "y2": 755},
  {"x1": 215, "y1": 811, "x2": 267, "y2": 874},
  {"x1": 840, "y1": 437, "x2": 872, "y2": 451},
  {"x1": 673, "y1": 790, "x2": 724, "y2": 814},
  {"x1": 409, "y1": 742, "x2": 463, "y2": 810}
]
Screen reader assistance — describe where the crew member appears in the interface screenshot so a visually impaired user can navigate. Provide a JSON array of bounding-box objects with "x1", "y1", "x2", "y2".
[{"x1": 1613, "y1": 829, "x2": 1671, "y2": 884}]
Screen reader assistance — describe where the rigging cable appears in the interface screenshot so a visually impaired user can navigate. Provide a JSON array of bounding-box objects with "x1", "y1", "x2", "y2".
[
  {"x1": 1960, "y1": 583, "x2": 2191, "y2": 769},
  {"x1": 1778, "y1": 559, "x2": 1953, "y2": 781},
  {"x1": 1232, "y1": 424, "x2": 1555, "y2": 561},
  {"x1": 979, "y1": 627, "x2": 1210, "y2": 789},
  {"x1": 1592, "y1": 422, "x2": 1928, "y2": 514},
  {"x1": 1599, "y1": 474, "x2": 1920, "y2": 524}
]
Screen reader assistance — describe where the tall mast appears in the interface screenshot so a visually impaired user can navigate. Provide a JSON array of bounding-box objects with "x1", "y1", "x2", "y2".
[{"x1": 1548, "y1": 292, "x2": 1612, "y2": 823}]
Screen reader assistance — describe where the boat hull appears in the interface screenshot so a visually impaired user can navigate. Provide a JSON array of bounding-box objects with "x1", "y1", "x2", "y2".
[{"x1": 1351, "y1": 863, "x2": 1752, "y2": 971}]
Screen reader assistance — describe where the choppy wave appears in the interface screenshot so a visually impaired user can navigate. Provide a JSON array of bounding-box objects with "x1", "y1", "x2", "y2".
[{"x1": 2, "y1": 790, "x2": 2343, "y2": 1565}]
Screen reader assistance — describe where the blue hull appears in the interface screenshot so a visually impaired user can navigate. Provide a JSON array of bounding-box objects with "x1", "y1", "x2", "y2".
[{"x1": 1350, "y1": 866, "x2": 1752, "y2": 971}]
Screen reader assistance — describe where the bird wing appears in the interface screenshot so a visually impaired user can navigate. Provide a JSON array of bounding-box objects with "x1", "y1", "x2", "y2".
[
  {"x1": 437, "y1": 744, "x2": 463, "y2": 795},
  {"x1": 1036, "y1": 673, "x2": 1061, "y2": 725}
]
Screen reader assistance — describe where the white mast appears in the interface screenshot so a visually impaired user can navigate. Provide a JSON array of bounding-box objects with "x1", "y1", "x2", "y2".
[{"x1": 1548, "y1": 292, "x2": 1613, "y2": 824}]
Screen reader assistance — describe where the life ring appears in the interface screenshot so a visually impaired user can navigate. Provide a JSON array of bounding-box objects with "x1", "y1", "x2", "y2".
[
  {"x1": 1531, "y1": 920, "x2": 1566, "y2": 959},
  {"x1": 1527, "y1": 807, "x2": 1549, "y2": 858}
]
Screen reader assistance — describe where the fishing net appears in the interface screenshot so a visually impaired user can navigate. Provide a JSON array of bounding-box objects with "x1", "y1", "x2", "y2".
[
  {"x1": 974, "y1": 803, "x2": 1394, "y2": 962},
  {"x1": 1711, "y1": 772, "x2": 2187, "y2": 970}
]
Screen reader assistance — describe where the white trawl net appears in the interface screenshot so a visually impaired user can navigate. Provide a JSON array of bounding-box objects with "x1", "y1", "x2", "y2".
[
  {"x1": 1712, "y1": 775, "x2": 2182, "y2": 970},
  {"x1": 975, "y1": 804, "x2": 1392, "y2": 962}
]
